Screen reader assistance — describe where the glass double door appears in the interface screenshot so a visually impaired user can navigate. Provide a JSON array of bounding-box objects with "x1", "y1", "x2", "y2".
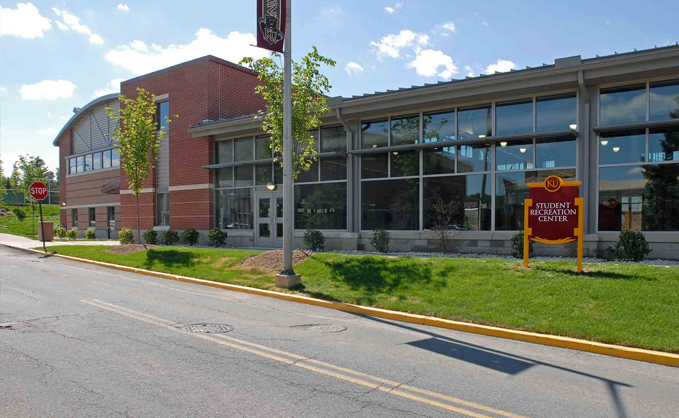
[{"x1": 255, "y1": 192, "x2": 284, "y2": 248}]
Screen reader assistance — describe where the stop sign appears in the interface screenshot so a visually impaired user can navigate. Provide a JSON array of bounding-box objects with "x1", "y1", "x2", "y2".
[{"x1": 29, "y1": 181, "x2": 49, "y2": 201}]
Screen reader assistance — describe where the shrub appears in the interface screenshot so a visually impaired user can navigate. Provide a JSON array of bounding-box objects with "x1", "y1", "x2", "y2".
[
  {"x1": 118, "y1": 228, "x2": 134, "y2": 244},
  {"x1": 67, "y1": 230, "x2": 78, "y2": 240},
  {"x1": 181, "y1": 228, "x2": 200, "y2": 246},
  {"x1": 208, "y1": 228, "x2": 227, "y2": 247},
  {"x1": 303, "y1": 229, "x2": 325, "y2": 252},
  {"x1": 162, "y1": 229, "x2": 179, "y2": 246},
  {"x1": 510, "y1": 231, "x2": 534, "y2": 258},
  {"x1": 55, "y1": 226, "x2": 67, "y2": 239},
  {"x1": 142, "y1": 230, "x2": 158, "y2": 245},
  {"x1": 14, "y1": 209, "x2": 25, "y2": 221},
  {"x1": 608, "y1": 230, "x2": 652, "y2": 262},
  {"x1": 84, "y1": 228, "x2": 96, "y2": 240},
  {"x1": 370, "y1": 229, "x2": 391, "y2": 253}
]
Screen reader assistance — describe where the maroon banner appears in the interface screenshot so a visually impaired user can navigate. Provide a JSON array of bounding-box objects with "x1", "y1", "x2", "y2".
[
  {"x1": 257, "y1": 0, "x2": 286, "y2": 53},
  {"x1": 527, "y1": 176, "x2": 580, "y2": 245}
]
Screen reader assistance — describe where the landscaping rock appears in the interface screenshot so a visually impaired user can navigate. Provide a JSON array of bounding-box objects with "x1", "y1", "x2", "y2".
[{"x1": 240, "y1": 250, "x2": 313, "y2": 272}]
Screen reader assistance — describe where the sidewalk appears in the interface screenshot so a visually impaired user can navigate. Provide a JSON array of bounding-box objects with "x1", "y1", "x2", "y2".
[{"x1": 0, "y1": 233, "x2": 120, "y2": 250}]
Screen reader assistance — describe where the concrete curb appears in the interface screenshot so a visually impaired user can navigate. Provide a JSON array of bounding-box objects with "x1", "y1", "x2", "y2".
[{"x1": 10, "y1": 244, "x2": 679, "y2": 368}]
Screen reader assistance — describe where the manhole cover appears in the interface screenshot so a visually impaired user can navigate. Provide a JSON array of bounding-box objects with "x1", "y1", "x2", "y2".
[
  {"x1": 293, "y1": 324, "x2": 347, "y2": 333},
  {"x1": 183, "y1": 324, "x2": 233, "y2": 334}
]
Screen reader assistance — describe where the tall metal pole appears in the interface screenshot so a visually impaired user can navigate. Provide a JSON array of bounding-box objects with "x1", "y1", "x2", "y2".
[{"x1": 282, "y1": 0, "x2": 294, "y2": 275}]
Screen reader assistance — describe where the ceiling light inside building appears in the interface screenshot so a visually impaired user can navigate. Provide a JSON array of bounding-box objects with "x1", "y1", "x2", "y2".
[
  {"x1": 613, "y1": 147, "x2": 620, "y2": 152},
  {"x1": 570, "y1": 124, "x2": 578, "y2": 130},
  {"x1": 601, "y1": 140, "x2": 609, "y2": 146},
  {"x1": 519, "y1": 147, "x2": 527, "y2": 153},
  {"x1": 500, "y1": 141, "x2": 508, "y2": 147},
  {"x1": 478, "y1": 135, "x2": 486, "y2": 138}
]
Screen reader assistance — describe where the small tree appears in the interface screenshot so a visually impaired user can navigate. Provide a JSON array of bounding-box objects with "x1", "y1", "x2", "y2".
[
  {"x1": 428, "y1": 194, "x2": 460, "y2": 253},
  {"x1": 240, "y1": 47, "x2": 336, "y2": 178},
  {"x1": 107, "y1": 88, "x2": 175, "y2": 244}
]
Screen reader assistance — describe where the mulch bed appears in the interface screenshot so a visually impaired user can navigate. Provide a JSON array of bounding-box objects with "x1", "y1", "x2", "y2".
[
  {"x1": 240, "y1": 250, "x2": 313, "y2": 272},
  {"x1": 105, "y1": 244, "x2": 159, "y2": 255}
]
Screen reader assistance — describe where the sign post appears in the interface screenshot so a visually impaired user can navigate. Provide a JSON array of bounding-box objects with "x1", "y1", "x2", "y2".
[
  {"x1": 523, "y1": 176, "x2": 584, "y2": 272},
  {"x1": 29, "y1": 181, "x2": 49, "y2": 252}
]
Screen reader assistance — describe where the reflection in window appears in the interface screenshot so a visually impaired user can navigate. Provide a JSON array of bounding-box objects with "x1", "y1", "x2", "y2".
[
  {"x1": 536, "y1": 94, "x2": 577, "y2": 132},
  {"x1": 295, "y1": 183, "x2": 347, "y2": 229},
  {"x1": 156, "y1": 101, "x2": 169, "y2": 132},
  {"x1": 216, "y1": 167, "x2": 233, "y2": 188},
  {"x1": 496, "y1": 140, "x2": 534, "y2": 171},
  {"x1": 362, "y1": 179, "x2": 419, "y2": 230},
  {"x1": 255, "y1": 136, "x2": 271, "y2": 160},
  {"x1": 216, "y1": 188, "x2": 253, "y2": 230},
  {"x1": 600, "y1": 84, "x2": 646, "y2": 126},
  {"x1": 89, "y1": 208, "x2": 96, "y2": 228},
  {"x1": 255, "y1": 164, "x2": 273, "y2": 185},
  {"x1": 536, "y1": 137, "x2": 576, "y2": 168},
  {"x1": 103, "y1": 150, "x2": 112, "y2": 168},
  {"x1": 391, "y1": 115, "x2": 420, "y2": 146},
  {"x1": 495, "y1": 99, "x2": 533, "y2": 136},
  {"x1": 156, "y1": 193, "x2": 170, "y2": 226},
  {"x1": 295, "y1": 160, "x2": 319, "y2": 183},
  {"x1": 235, "y1": 137, "x2": 253, "y2": 162},
  {"x1": 93, "y1": 152, "x2": 102, "y2": 170},
  {"x1": 458, "y1": 105, "x2": 491, "y2": 139},
  {"x1": 69, "y1": 158, "x2": 76, "y2": 174},
  {"x1": 362, "y1": 120, "x2": 389, "y2": 149},
  {"x1": 424, "y1": 147, "x2": 455, "y2": 175},
  {"x1": 424, "y1": 175, "x2": 491, "y2": 231},
  {"x1": 112, "y1": 150, "x2": 120, "y2": 167},
  {"x1": 458, "y1": 145, "x2": 491, "y2": 173},
  {"x1": 391, "y1": 151, "x2": 419, "y2": 177},
  {"x1": 234, "y1": 166, "x2": 253, "y2": 187},
  {"x1": 72, "y1": 209, "x2": 78, "y2": 228},
  {"x1": 85, "y1": 154, "x2": 93, "y2": 171},
  {"x1": 217, "y1": 141, "x2": 233, "y2": 164},
  {"x1": 320, "y1": 157, "x2": 347, "y2": 181},
  {"x1": 598, "y1": 130, "x2": 646, "y2": 165},
  {"x1": 649, "y1": 79, "x2": 679, "y2": 121},
  {"x1": 648, "y1": 129, "x2": 679, "y2": 162},
  {"x1": 423, "y1": 110, "x2": 455, "y2": 143},
  {"x1": 361, "y1": 154, "x2": 388, "y2": 179},
  {"x1": 77, "y1": 156, "x2": 85, "y2": 173},
  {"x1": 321, "y1": 126, "x2": 347, "y2": 152}
]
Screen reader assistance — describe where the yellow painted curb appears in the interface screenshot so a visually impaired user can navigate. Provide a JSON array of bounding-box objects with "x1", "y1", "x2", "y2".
[{"x1": 17, "y1": 246, "x2": 679, "y2": 368}]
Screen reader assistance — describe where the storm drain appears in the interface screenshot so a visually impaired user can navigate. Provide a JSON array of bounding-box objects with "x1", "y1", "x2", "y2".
[
  {"x1": 183, "y1": 324, "x2": 233, "y2": 334},
  {"x1": 293, "y1": 324, "x2": 347, "y2": 333}
]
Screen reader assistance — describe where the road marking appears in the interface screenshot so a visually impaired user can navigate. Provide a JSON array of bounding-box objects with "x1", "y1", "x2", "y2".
[{"x1": 81, "y1": 299, "x2": 528, "y2": 418}]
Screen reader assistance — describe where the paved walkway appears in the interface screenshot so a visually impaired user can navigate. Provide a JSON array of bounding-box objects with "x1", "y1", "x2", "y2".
[{"x1": 0, "y1": 233, "x2": 120, "y2": 250}]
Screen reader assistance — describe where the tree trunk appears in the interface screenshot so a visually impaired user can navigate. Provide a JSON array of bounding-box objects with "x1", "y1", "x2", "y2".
[{"x1": 135, "y1": 194, "x2": 141, "y2": 245}]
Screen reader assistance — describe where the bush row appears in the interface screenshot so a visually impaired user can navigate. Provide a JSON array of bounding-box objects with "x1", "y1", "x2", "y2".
[{"x1": 119, "y1": 227, "x2": 228, "y2": 247}]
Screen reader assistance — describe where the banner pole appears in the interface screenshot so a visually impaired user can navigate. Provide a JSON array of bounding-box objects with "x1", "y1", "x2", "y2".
[
  {"x1": 576, "y1": 197, "x2": 584, "y2": 272},
  {"x1": 282, "y1": 0, "x2": 294, "y2": 275},
  {"x1": 523, "y1": 199, "x2": 532, "y2": 268}
]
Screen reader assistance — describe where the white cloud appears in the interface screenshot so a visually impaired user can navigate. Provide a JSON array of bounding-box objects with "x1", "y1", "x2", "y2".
[
  {"x1": 89, "y1": 34, "x2": 104, "y2": 44},
  {"x1": 117, "y1": 4, "x2": 130, "y2": 12},
  {"x1": 130, "y1": 40, "x2": 148, "y2": 52},
  {"x1": 0, "y1": 86, "x2": 6, "y2": 92},
  {"x1": 52, "y1": 7, "x2": 104, "y2": 44},
  {"x1": 370, "y1": 30, "x2": 430, "y2": 59},
  {"x1": 322, "y1": 6, "x2": 341, "y2": 17},
  {"x1": 0, "y1": 2, "x2": 52, "y2": 39},
  {"x1": 432, "y1": 21, "x2": 456, "y2": 37},
  {"x1": 485, "y1": 59, "x2": 516, "y2": 74},
  {"x1": 55, "y1": 20, "x2": 68, "y2": 30},
  {"x1": 37, "y1": 127, "x2": 59, "y2": 136},
  {"x1": 409, "y1": 50, "x2": 458, "y2": 78},
  {"x1": 105, "y1": 28, "x2": 268, "y2": 75},
  {"x1": 93, "y1": 78, "x2": 125, "y2": 97},
  {"x1": 21, "y1": 79, "x2": 77, "y2": 100},
  {"x1": 465, "y1": 65, "x2": 474, "y2": 77},
  {"x1": 345, "y1": 62, "x2": 364, "y2": 76},
  {"x1": 384, "y1": 2, "x2": 403, "y2": 14}
]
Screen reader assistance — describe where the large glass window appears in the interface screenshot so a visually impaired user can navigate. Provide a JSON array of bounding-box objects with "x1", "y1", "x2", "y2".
[
  {"x1": 536, "y1": 94, "x2": 577, "y2": 132},
  {"x1": 495, "y1": 99, "x2": 533, "y2": 136},
  {"x1": 103, "y1": 150, "x2": 112, "y2": 168},
  {"x1": 234, "y1": 166, "x2": 253, "y2": 187},
  {"x1": 599, "y1": 164, "x2": 679, "y2": 231},
  {"x1": 295, "y1": 183, "x2": 347, "y2": 230},
  {"x1": 423, "y1": 110, "x2": 455, "y2": 143},
  {"x1": 216, "y1": 168, "x2": 233, "y2": 188},
  {"x1": 295, "y1": 160, "x2": 319, "y2": 183},
  {"x1": 321, "y1": 126, "x2": 346, "y2": 152},
  {"x1": 361, "y1": 120, "x2": 389, "y2": 149},
  {"x1": 599, "y1": 130, "x2": 646, "y2": 165},
  {"x1": 89, "y1": 208, "x2": 96, "y2": 228},
  {"x1": 93, "y1": 152, "x2": 102, "y2": 170},
  {"x1": 361, "y1": 154, "x2": 388, "y2": 179},
  {"x1": 424, "y1": 175, "x2": 491, "y2": 231},
  {"x1": 77, "y1": 156, "x2": 85, "y2": 173},
  {"x1": 217, "y1": 141, "x2": 233, "y2": 164},
  {"x1": 112, "y1": 150, "x2": 120, "y2": 167},
  {"x1": 156, "y1": 101, "x2": 169, "y2": 132},
  {"x1": 391, "y1": 115, "x2": 419, "y2": 146},
  {"x1": 649, "y1": 79, "x2": 679, "y2": 121},
  {"x1": 496, "y1": 140, "x2": 534, "y2": 171},
  {"x1": 235, "y1": 137, "x2": 253, "y2": 162},
  {"x1": 255, "y1": 164, "x2": 273, "y2": 185},
  {"x1": 255, "y1": 136, "x2": 272, "y2": 160},
  {"x1": 600, "y1": 84, "x2": 646, "y2": 126},
  {"x1": 424, "y1": 147, "x2": 455, "y2": 175},
  {"x1": 216, "y1": 188, "x2": 253, "y2": 230},
  {"x1": 536, "y1": 137, "x2": 576, "y2": 168},
  {"x1": 457, "y1": 105, "x2": 491, "y2": 139},
  {"x1": 458, "y1": 145, "x2": 491, "y2": 173},
  {"x1": 320, "y1": 157, "x2": 347, "y2": 181},
  {"x1": 391, "y1": 151, "x2": 419, "y2": 177},
  {"x1": 85, "y1": 154, "x2": 93, "y2": 172},
  {"x1": 649, "y1": 129, "x2": 679, "y2": 162},
  {"x1": 69, "y1": 158, "x2": 76, "y2": 174},
  {"x1": 362, "y1": 179, "x2": 419, "y2": 230},
  {"x1": 72, "y1": 209, "x2": 78, "y2": 228},
  {"x1": 156, "y1": 193, "x2": 170, "y2": 226}
]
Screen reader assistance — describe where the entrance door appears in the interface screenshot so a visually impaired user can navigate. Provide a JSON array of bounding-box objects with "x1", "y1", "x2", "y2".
[{"x1": 255, "y1": 192, "x2": 284, "y2": 248}]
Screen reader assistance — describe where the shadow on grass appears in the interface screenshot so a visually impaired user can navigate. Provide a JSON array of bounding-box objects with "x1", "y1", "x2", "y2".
[
  {"x1": 144, "y1": 249, "x2": 197, "y2": 270},
  {"x1": 536, "y1": 266, "x2": 653, "y2": 281}
]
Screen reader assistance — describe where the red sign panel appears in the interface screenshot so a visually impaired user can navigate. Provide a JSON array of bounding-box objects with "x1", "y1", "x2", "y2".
[
  {"x1": 29, "y1": 181, "x2": 48, "y2": 201},
  {"x1": 257, "y1": 0, "x2": 286, "y2": 53},
  {"x1": 527, "y1": 176, "x2": 581, "y2": 245}
]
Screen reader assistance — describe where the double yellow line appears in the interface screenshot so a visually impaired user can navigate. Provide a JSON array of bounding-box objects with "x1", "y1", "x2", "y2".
[{"x1": 81, "y1": 299, "x2": 527, "y2": 418}]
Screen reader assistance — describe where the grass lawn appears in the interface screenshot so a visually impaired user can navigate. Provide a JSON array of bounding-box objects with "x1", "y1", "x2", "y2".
[
  {"x1": 0, "y1": 203, "x2": 60, "y2": 239},
  {"x1": 46, "y1": 245, "x2": 679, "y2": 354}
]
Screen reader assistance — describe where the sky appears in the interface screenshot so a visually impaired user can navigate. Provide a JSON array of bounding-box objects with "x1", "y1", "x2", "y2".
[{"x1": 1, "y1": 0, "x2": 677, "y2": 174}]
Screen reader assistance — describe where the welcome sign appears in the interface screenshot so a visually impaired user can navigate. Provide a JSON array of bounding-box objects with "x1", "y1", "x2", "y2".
[{"x1": 523, "y1": 175, "x2": 584, "y2": 272}]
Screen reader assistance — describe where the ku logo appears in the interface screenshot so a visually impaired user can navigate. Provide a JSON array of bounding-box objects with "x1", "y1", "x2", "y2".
[
  {"x1": 544, "y1": 175, "x2": 563, "y2": 193},
  {"x1": 259, "y1": 14, "x2": 283, "y2": 46}
]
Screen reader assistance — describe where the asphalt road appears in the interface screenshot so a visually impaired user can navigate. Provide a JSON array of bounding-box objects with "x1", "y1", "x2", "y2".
[{"x1": 1, "y1": 245, "x2": 678, "y2": 418}]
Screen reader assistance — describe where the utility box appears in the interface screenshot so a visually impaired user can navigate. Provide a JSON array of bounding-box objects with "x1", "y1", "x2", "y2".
[{"x1": 38, "y1": 222, "x2": 54, "y2": 242}]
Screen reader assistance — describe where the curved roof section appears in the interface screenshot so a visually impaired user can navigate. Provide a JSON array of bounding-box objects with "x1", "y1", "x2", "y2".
[{"x1": 52, "y1": 93, "x2": 120, "y2": 146}]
